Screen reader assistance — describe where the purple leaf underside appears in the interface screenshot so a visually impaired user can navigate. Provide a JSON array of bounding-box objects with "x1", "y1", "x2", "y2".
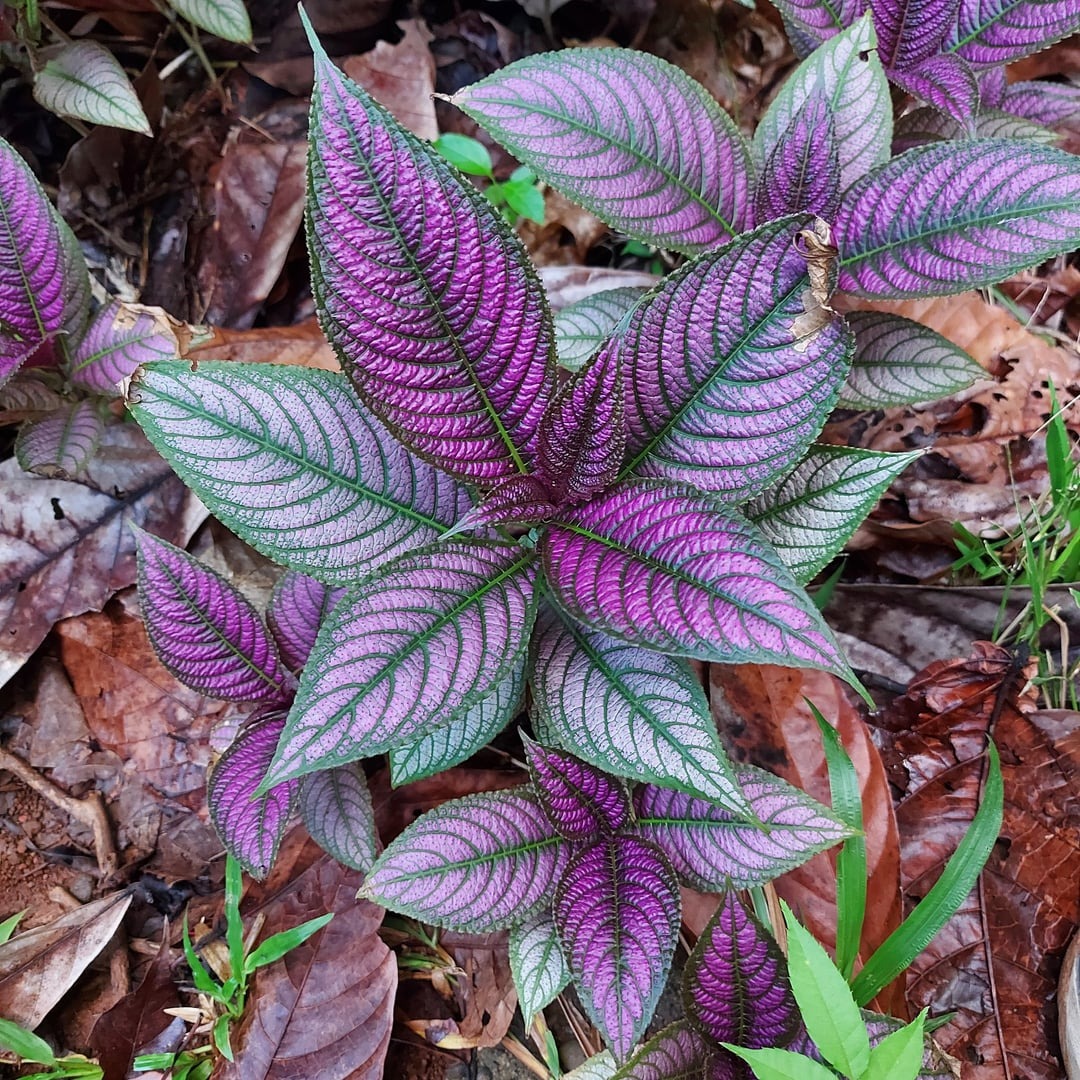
[
  {"x1": 453, "y1": 49, "x2": 752, "y2": 253},
  {"x1": 891, "y1": 105, "x2": 1058, "y2": 151},
  {"x1": 508, "y1": 912, "x2": 572, "y2": 1026},
  {"x1": 945, "y1": 0, "x2": 1080, "y2": 66},
  {"x1": 207, "y1": 711, "x2": 296, "y2": 879},
  {"x1": 265, "y1": 539, "x2": 537, "y2": 787},
  {"x1": 135, "y1": 530, "x2": 292, "y2": 704},
  {"x1": 267, "y1": 571, "x2": 347, "y2": 672},
  {"x1": 131, "y1": 363, "x2": 471, "y2": 583},
  {"x1": 613, "y1": 1021, "x2": 734, "y2": 1080},
  {"x1": 542, "y1": 480, "x2": 853, "y2": 681},
  {"x1": 68, "y1": 302, "x2": 178, "y2": 395},
  {"x1": 889, "y1": 55, "x2": 979, "y2": 126},
  {"x1": 555, "y1": 837, "x2": 680, "y2": 1061},
  {"x1": 298, "y1": 763, "x2": 380, "y2": 872},
  {"x1": 15, "y1": 399, "x2": 104, "y2": 480},
  {"x1": 633, "y1": 767, "x2": 851, "y2": 890},
  {"x1": 362, "y1": 786, "x2": 568, "y2": 932},
  {"x1": 305, "y1": 23, "x2": 554, "y2": 484}
]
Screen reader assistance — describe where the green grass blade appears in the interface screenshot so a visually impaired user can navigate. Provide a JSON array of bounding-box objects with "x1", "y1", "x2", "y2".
[{"x1": 224, "y1": 854, "x2": 245, "y2": 990}]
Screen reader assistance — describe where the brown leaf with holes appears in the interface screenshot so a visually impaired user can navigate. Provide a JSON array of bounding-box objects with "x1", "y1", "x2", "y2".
[{"x1": 875, "y1": 643, "x2": 1079, "y2": 1078}]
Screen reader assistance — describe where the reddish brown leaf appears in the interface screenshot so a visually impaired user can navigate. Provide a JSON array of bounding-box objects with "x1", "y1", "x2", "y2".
[
  {"x1": 441, "y1": 931, "x2": 517, "y2": 1049},
  {"x1": 190, "y1": 319, "x2": 339, "y2": 370}
]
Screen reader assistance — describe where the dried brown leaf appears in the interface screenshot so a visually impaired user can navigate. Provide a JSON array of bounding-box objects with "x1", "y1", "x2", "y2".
[
  {"x1": 441, "y1": 931, "x2": 517, "y2": 1049},
  {"x1": 536, "y1": 266, "x2": 659, "y2": 311},
  {"x1": 189, "y1": 319, "x2": 339, "y2": 370}
]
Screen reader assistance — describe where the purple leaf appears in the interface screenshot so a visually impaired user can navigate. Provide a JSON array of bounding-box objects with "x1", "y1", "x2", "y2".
[
  {"x1": 633, "y1": 768, "x2": 851, "y2": 890},
  {"x1": 135, "y1": 530, "x2": 293, "y2": 704},
  {"x1": 554, "y1": 837, "x2": 680, "y2": 1061},
  {"x1": 361, "y1": 786, "x2": 568, "y2": 932},
  {"x1": 684, "y1": 891, "x2": 799, "y2": 1049},
  {"x1": 207, "y1": 710, "x2": 296, "y2": 879},
  {"x1": 450, "y1": 475, "x2": 557, "y2": 533},
  {"x1": 68, "y1": 302, "x2": 177, "y2": 396},
  {"x1": 944, "y1": 0, "x2": 1080, "y2": 67},
  {"x1": 266, "y1": 572, "x2": 346, "y2": 672},
  {"x1": 529, "y1": 606, "x2": 749, "y2": 812},
  {"x1": 612, "y1": 1021, "x2": 733, "y2": 1080},
  {"x1": 264, "y1": 539, "x2": 537, "y2": 787},
  {"x1": 542, "y1": 481, "x2": 854, "y2": 681},
  {"x1": 608, "y1": 217, "x2": 851, "y2": 499},
  {"x1": 836, "y1": 140, "x2": 1080, "y2": 298},
  {"x1": 131, "y1": 363, "x2": 472, "y2": 583},
  {"x1": 508, "y1": 911, "x2": 571, "y2": 1027},
  {"x1": 761, "y1": 0, "x2": 867, "y2": 55},
  {"x1": 889, "y1": 55, "x2": 979, "y2": 126},
  {"x1": 298, "y1": 763, "x2": 379, "y2": 872},
  {"x1": 15, "y1": 399, "x2": 104, "y2": 480},
  {"x1": 874, "y1": 0, "x2": 960, "y2": 69},
  {"x1": 0, "y1": 135, "x2": 89, "y2": 386},
  {"x1": 523, "y1": 735, "x2": 632, "y2": 840},
  {"x1": 554, "y1": 288, "x2": 646, "y2": 373},
  {"x1": 304, "y1": 18, "x2": 554, "y2": 484},
  {"x1": 452, "y1": 49, "x2": 753, "y2": 253},
  {"x1": 999, "y1": 79, "x2": 1080, "y2": 127}
]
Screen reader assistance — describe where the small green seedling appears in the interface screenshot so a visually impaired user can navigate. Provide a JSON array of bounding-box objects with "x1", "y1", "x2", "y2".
[
  {"x1": 133, "y1": 1048, "x2": 213, "y2": 1080},
  {"x1": 0, "y1": 1017, "x2": 103, "y2": 1080},
  {"x1": 433, "y1": 133, "x2": 545, "y2": 224}
]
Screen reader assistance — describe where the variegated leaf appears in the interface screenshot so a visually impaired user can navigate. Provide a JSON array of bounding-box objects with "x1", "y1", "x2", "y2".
[
  {"x1": 612, "y1": 1021, "x2": 728, "y2": 1080},
  {"x1": 554, "y1": 288, "x2": 645, "y2": 372},
  {"x1": 69, "y1": 302, "x2": 178, "y2": 395},
  {"x1": 944, "y1": 0, "x2": 1080, "y2": 67},
  {"x1": 169, "y1": 0, "x2": 252, "y2": 43},
  {"x1": 298, "y1": 763, "x2": 379, "y2": 872},
  {"x1": 266, "y1": 571, "x2": 346, "y2": 673},
  {"x1": 509, "y1": 911, "x2": 571, "y2": 1027}
]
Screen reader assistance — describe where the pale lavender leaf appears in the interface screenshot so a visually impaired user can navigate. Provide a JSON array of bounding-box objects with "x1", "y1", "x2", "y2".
[
  {"x1": 684, "y1": 891, "x2": 798, "y2": 1049},
  {"x1": 755, "y1": 15, "x2": 890, "y2": 191},
  {"x1": 889, "y1": 55, "x2": 979, "y2": 126},
  {"x1": 266, "y1": 572, "x2": 346, "y2": 672},
  {"x1": 554, "y1": 288, "x2": 646, "y2": 373},
  {"x1": 169, "y1": 0, "x2": 252, "y2": 44},
  {"x1": 388, "y1": 663, "x2": 524, "y2": 786},
  {"x1": 207, "y1": 710, "x2": 295, "y2": 879},
  {"x1": 360, "y1": 786, "x2": 568, "y2": 932},
  {"x1": 1000, "y1": 79, "x2": 1080, "y2": 127},
  {"x1": 565, "y1": 1052, "x2": 618, "y2": 1080},
  {"x1": 15, "y1": 399, "x2": 104, "y2": 480},
  {"x1": 945, "y1": 0, "x2": 1080, "y2": 67},
  {"x1": 264, "y1": 540, "x2": 536, "y2": 787},
  {"x1": 523, "y1": 735, "x2": 632, "y2": 840},
  {"x1": 453, "y1": 49, "x2": 753, "y2": 252},
  {"x1": 305, "y1": 21, "x2": 554, "y2": 483},
  {"x1": 608, "y1": 217, "x2": 850, "y2": 499},
  {"x1": 767, "y1": 0, "x2": 867, "y2": 54},
  {"x1": 69, "y1": 302, "x2": 177, "y2": 395},
  {"x1": 134, "y1": 529, "x2": 293, "y2": 704},
  {"x1": 840, "y1": 311, "x2": 985, "y2": 407},
  {"x1": 529, "y1": 606, "x2": 749, "y2": 812},
  {"x1": 508, "y1": 911, "x2": 571, "y2": 1026},
  {"x1": 298, "y1": 763, "x2": 379, "y2": 872},
  {"x1": 633, "y1": 767, "x2": 851, "y2": 890},
  {"x1": 874, "y1": 0, "x2": 960, "y2": 68},
  {"x1": 131, "y1": 363, "x2": 471, "y2": 583},
  {"x1": 555, "y1": 837, "x2": 680, "y2": 1061},
  {"x1": 542, "y1": 481, "x2": 854, "y2": 681},
  {"x1": 836, "y1": 140, "x2": 1080, "y2": 298},
  {"x1": 612, "y1": 1021, "x2": 731, "y2": 1080},
  {"x1": 891, "y1": 104, "x2": 1059, "y2": 150},
  {"x1": 0, "y1": 135, "x2": 89, "y2": 386}
]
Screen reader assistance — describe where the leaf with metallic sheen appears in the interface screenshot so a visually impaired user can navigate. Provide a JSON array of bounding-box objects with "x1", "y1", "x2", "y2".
[
  {"x1": 135, "y1": 530, "x2": 292, "y2": 704},
  {"x1": 131, "y1": 363, "x2": 471, "y2": 583},
  {"x1": 530, "y1": 606, "x2": 749, "y2": 811},
  {"x1": 509, "y1": 911, "x2": 571, "y2": 1026},
  {"x1": 542, "y1": 481, "x2": 854, "y2": 682},
  {"x1": 874, "y1": 0, "x2": 959, "y2": 69},
  {"x1": 612, "y1": 1021, "x2": 729, "y2": 1080},
  {"x1": 15, "y1": 400, "x2": 104, "y2": 480},
  {"x1": 767, "y1": 0, "x2": 868, "y2": 54},
  {"x1": 554, "y1": 288, "x2": 645, "y2": 373},
  {"x1": 840, "y1": 311, "x2": 985, "y2": 407},
  {"x1": 565, "y1": 1053, "x2": 618, "y2": 1080},
  {"x1": 263, "y1": 540, "x2": 537, "y2": 787},
  {"x1": 891, "y1": 105, "x2": 1058, "y2": 150},
  {"x1": 944, "y1": 0, "x2": 1080, "y2": 66},
  {"x1": 746, "y1": 446, "x2": 921, "y2": 585},
  {"x1": 609, "y1": 217, "x2": 851, "y2": 499},
  {"x1": 207, "y1": 712, "x2": 295, "y2": 878},
  {"x1": 554, "y1": 837, "x2": 680, "y2": 1061},
  {"x1": 453, "y1": 49, "x2": 753, "y2": 253},
  {"x1": 32, "y1": 42, "x2": 151, "y2": 134},
  {"x1": 360, "y1": 787, "x2": 568, "y2": 932},
  {"x1": 69, "y1": 302, "x2": 178, "y2": 395},
  {"x1": 633, "y1": 768, "x2": 851, "y2": 890},
  {"x1": 305, "y1": 19, "x2": 554, "y2": 483},
  {"x1": 298, "y1": 763, "x2": 379, "y2": 872},
  {"x1": 169, "y1": 0, "x2": 252, "y2": 43},
  {"x1": 755, "y1": 15, "x2": 890, "y2": 192},
  {"x1": 999, "y1": 80, "x2": 1080, "y2": 127},
  {"x1": 836, "y1": 140, "x2": 1080, "y2": 297},
  {"x1": 266, "y1": 572, "x2": 346, "y2": 673},
  {"x1": 889, "y1": 55, "x2": 979, "y2": 126}
]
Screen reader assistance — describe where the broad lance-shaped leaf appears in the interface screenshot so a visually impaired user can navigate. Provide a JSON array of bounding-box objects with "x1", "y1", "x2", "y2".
[
  {"x1": 15, "y1": 399, "x2": 104, "y2": 480},
  {"x1": 613, "y1": 1021, "x2": 729, "y2": 1080},
  {"x1": 266, "y1": 572, "x2": 346, "y2": 672},
  {"x1": 889, "y1": 55, "x2": 979, "y2": 127},
  {"x1": 530, "y1": 606, "x2": 749, "y2": 812},
  {"x1": 768, "y1": 0, "x2": 867, "y2": 54},
  {"x1": 554, "y1": 288, "x2": 645, "y2": 373},
  {"x1": 131, "y1": 363, "x2": 471, "y2": 583},
  {"x1": 754, "y1": 15, "x2": 890, "y2": 193},
  {"x1": 684, "y1": 892, "x2": 799, "y2": 1049},
  {"x1": 509, "y1": 912, "x2": 571, "y2": 1027},
  {"x1": 892, "y1": 105, "x2": 1058, "y2": 151},
  {"x1": 388, "y1": 663, "x2": 524, "y2": 786},
  {"x1": 263, "y1": 539, "x2": 537, "y2": 788},
  {"x1": 609, "y1": 216, "x2": 851, "y2": 500},
  {"x1": 169, "y1": 0, "x2": 252, "y2": 43},
  {"x1": 874, "y1": 0, "x2": 959, "y2": 69},
  {"x1": 523, "y1": 736, "x2": 631, "y2": 840},
  {"x1": 32, "y1": 42, "x2": 151, "y2": 135},
  {"x1": 633, "y1": 768, "x2": 851, "y2": 890},
  {"x1": 298, "y1": 763, "x2": 379, "y2": 872},
  {"x1": 746, "y1": 446, "x2": 921, "y2": 585},
  {"x1": 135, "y1": 530, "x2": 292, "y2": 704},
  {"x1": 836, "y1": 140, "x2": 1080, "y2": 298},
  {"x1": 542, "y1": 481, "x2": 855, "y2": 683},
  {"x1": 207, "y1": 711, "x2": 295, "y2": 878},
  {"x1": 0, "y1": 135, "x2": 89, "y2": 386},
  {"x1": 555, "y1": 837, "x2": 680, "y2": 1061},
  {"x1": 998, "y1": 80, "x2": 1080, "y2": 127},
  {"x1": 69, "y1": 302, "x2": 178, "y2": 396},
  {"x1": 361, "y1": 786, "x2": 568, "y2": 932},
  {"x1": 453, "y1": 49, "x2": 753, "y2": 253},
  {"x1": 304, "y1": 15, "x2": 554, "y2": 484},
  {"x1": 944, "y1": 0, "x2": 1080, "y2": 66}
]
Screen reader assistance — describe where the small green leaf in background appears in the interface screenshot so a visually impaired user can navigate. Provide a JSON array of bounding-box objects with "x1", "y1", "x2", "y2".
[
  {"x1": 243, "y1": 913, "x2": 334, "y2": 974},
  {"x1": 0, "y1": 1016, "x2": 56, "y2": 1065},
  {"x1": 169, "y1": 0, "x2": 252, "y2": 44},
  {"x1": 863, "y1": 1009, "x2": 928, "y2": 1080},
  {"x1": 0, "y1": 910, "x2": 25, "y2": 944},
  {"x1": 721, "y1": 1045, "x2": 839, "y2": 1080},
  {"x1": 433, "y1": 133, "x2": 494, "y2": 177},
  {"x1": 500, "y1": 167, "x2": 545, "y2": 223}
]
